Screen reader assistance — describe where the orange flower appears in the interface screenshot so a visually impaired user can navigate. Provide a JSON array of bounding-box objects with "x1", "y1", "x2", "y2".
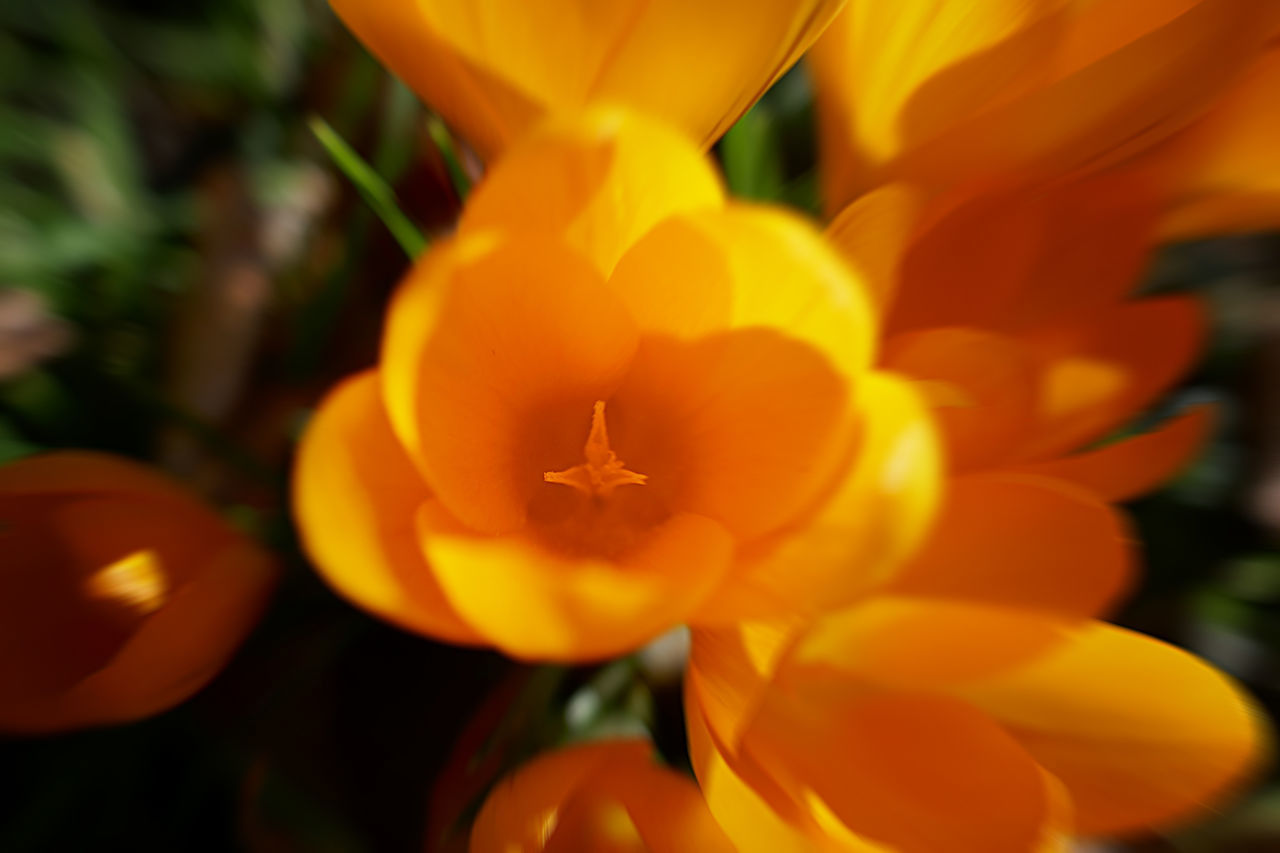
[
  {"x1": 686, "y1": 602, "x2": 1267, "y2": 850},
  {"x1": 829, "y1": 174, "x2": 1209, "y2": 505},
  {"x1": 330, "y1": 0, "x2": 845, "y2": 160},
  {"x1": 809, "y1": 0, "x2": 1280, "y2": 225},
  {"x1": 470, "y1": 739, "x2": 733, "y2": 852},
  {"x1": 0, "y1": 451, "x2": 276, "y2": 733},
  {"x1": 293, "y1": 109, "x2": 940, "y2": 661}
]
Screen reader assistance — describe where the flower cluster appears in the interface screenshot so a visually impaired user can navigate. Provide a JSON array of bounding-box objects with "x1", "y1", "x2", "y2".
[{"x1": 3, "y1": 1, "x2": 1276, "y2": 851}]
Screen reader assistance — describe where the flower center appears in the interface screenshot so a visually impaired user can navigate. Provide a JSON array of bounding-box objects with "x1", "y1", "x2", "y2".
[{"x1": 543, "y1": 400, "x2": 648, "y2": 498}]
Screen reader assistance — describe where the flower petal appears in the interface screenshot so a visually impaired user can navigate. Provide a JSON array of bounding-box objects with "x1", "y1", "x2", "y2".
[
  {"x1": 460, "y1": 108, "x2": 724, "y2": 277},
  {"x1": 744, "y1": 682, "x2": 1052, "y2": 852},
  {"x1": 694, "y1": 372, "x2": 940, "y2": 620},
  {"x1": 887, "y1": 472, "x2": 1133, "y2": 618},
  {"x1": 960, "y1": 622, "x2": 1269, "y2": 835},
  {"x1": 381, "y1": 234, "x2": 638, "y2": 534},
  {"x1": 1148, "y1": 46, "x2": 1280, "y2": 239},
  {"x1": 1014, "y1": 296, "x2": 1205, "y2": 461},
  {"x1": 334, "y1": 0, "x2": 844, "y2": 160},
  {"x1": 421, "y1": 508, "x2": 733, "y2": 661},
  {"x1": 292, "y1": 371, "x2": 480, "y2": 645},
  {"x1": 1006, "y1": 405, "x2": 1213, "y2": 501}
]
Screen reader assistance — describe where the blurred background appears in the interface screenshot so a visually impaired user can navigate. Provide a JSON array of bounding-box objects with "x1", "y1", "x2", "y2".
[{"x1": 0, "y1": 1, "x2": 1277, "y2": 850}]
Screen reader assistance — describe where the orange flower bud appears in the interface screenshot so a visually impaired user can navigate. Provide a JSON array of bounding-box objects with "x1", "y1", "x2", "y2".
[
  {"x1": 293, "y1": 109, "x2": 941, "y2": 660},
  {"x1": 0, "y1": 452, "x2": 276, "y2": 732},
  {"x1": 470, "y1": 740, "x2": 732, "y2": 852},
  {"x1": 329, "y1": 0, "x2": 845, "y2": 160}
]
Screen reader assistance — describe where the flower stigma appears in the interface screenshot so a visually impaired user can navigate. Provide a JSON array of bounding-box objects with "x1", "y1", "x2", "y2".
[{"x1": 544, "y1": 400, "x2": 648, "y2": 499}]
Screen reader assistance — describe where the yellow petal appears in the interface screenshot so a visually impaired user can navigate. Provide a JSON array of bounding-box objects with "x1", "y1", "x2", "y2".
[
  {"x1": 292, "y1": 371, "x2": 481, "y2": 645},
  {"x1": 421, "y1": 508, "x2": 733, "y2": 661},
  {"x1": 333, "y1": 0, "x2": 845, "y2": 160},
  {"x1": 811, "y1": 0, "x2": 1272, "y2": 206},
  {"x1": 960, "y1": 622, "x2": 1270, "y2": 836},
  {"x1": 694, "y1": 372, "x2": 940, "y2": 621},
  {"x1": 459, "y1": 108, "x2": 724, "y2": 277},
  {"x1": 381, "y1": 233, "x2": 638, "y2": 534}
]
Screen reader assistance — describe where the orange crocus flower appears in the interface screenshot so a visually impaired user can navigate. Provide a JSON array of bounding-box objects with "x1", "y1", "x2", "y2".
[
  {"x1": 0, "y1": 452, "x2": 276, "y2": 733},
  {"x1": 470, "y1": 739, "x2": 733, "y2": 852},
  {"x1": 293, "y1": 109, "x2": 940, "y2": 661},
  {"x1": 329, "y1": 0, "x2": 845, "y2": 160},
  {"x1": 829, "y1": 174, "x2": 1210, "y2": 506},
  {"x1": 686, "y1": 600, "x2": 1267, "y2": 850},
  {"x1": 809, "y1": 0, "x2": 1280, "y2": 230}
]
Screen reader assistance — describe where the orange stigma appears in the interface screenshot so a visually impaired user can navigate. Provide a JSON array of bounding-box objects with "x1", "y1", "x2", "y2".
[{"x1": 544, "y1": 400, "x2": 647, "y2": 498}]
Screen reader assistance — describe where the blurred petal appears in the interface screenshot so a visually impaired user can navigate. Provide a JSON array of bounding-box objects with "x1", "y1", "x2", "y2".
[
  {"x1": 882, "y1": 328, "x2": 1038, "y2": 472},
  {"x1": 1007, "y1": 405, "x2": 1213, "y2": 501},
  {"x1": 472, "y1": 739, "x2": 732, "y2": 853},
  {"x1": 812, "y1": 0, "x2": 1272, "y2": 203},
  {"x1": 744, "y1": 683, "x2": 1052, "y2": 853},
  {"x1": 292, "y1": 371, "x2": 480, "y2": 645},
  {"x1": 421, "y1": 508, "x2": 733, "y2": 661},
  {"x1": 334, "y1": 0, "x2": 844, "y2": 160},
  {"x1": 381, "y1": 234, "x2": 638, "y2": 534},
  {"x1": 822, "y1": 185, "x2": 922, "y2": 314},
  {"x1": 460, "y1": 109, "x2": 724, "y2": 277},
  {"x1": 961, "y1": 623, "x2": 1269, "y2": 836},
  {"x1": 887, "y1": 473, "x2": 1132, "y2": 618},
  {"x1": 695, "y1": 372, "x2": 940, "y2": 620},
  {"x1": 1014, "y1": 296, "x2": 1205, "y2": 461},
  {"x1": 1149, "y1": 46, "x2": 1280, "y2": 239}
]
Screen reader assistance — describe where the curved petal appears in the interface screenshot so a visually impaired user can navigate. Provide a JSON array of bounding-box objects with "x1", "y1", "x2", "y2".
[
  {"x1": 459, "y1": 108, "x2": 724, "y2": 277},
  {"x1": 1014, "y1": 296, "x2": 1206, "y2": 461},
  {"x1": 0, "y1": 539, "x2": 275, "y2": 733},
  {"x1": 812, "y1": 0, "x2": 1272, "y2": 202},
  {"x1": 334, "y1": 0, "x2": 844, "y2": 160},
  {"x1": 421, "y1": 508, "x2": 733, "y2": 661},
  {"x1": 1148, "y1": 46, "x2": 1280, "y2": 239},
  {"x1": 686, "y1": 690, "x2": 886, "y2": 852},
  {"x1": 823, "y1": 183, "x2": 925, "y2": 315},
  {"x1": 1006, "y1": 405, "x2": 1213, "y2": 501},
  {"x1": 608, "y1": 203, "x2": 875, "y2": 377},
  {"x1": 743, "y1": 681, "x2": 1053, "y2": 853},
  {"x1": 887, "y1": 472, "x2": 1133, "y2": 618},
  {"x1": 881, "y1": 328, "x2": 1038, "y2": 472},
  {"x1": 381, "y1": 234, "x2": 638, "y2": 534},
  {"x1": 694, "y1": 372, "x2": 940, "y2": 621},
  {"x1": 961, "y1": 623, "x2": 1269, "y2": 836},
  {"x1": 292, "y1": 371, "x2": 480, "y2": 645},
  {"x1": 472, "y1": 739, "x2": 732, "y2": 852},
  {"x1": 0, "y1": 450, "x2": 214, "y2": 506}
]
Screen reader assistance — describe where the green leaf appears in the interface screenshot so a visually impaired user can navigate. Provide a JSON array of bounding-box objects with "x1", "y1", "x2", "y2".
[
  {"x1": 719, "y1": 103, "x2": 786, "y2": 202},
  {"x1": 426, "y1": 114, "x2": 472, "y2": 201},
  {"x1": 309, "y1": 115, "x2": 426, "y2": 259}
]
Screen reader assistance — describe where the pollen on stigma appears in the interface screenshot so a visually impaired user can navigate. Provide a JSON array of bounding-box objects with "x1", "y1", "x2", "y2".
[{"x1": 544, "y1": 400, "x2": 648, "y2": 499}]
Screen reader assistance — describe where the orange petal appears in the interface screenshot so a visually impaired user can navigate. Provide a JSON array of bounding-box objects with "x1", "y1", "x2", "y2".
[
  {"x1": 822, "y1": 183, "x2": 924, "y2": 315},
  {"x1": 421, "y1": 508, "x2": 733, "y2": 661},
  {"x1": 292, "y1": 370, "x2": 480, "y2": 645},
  {"x1": 1007, "y1": 405, "x2": 1213, "y2": 501},
  {"x1": 381, "y1": 233, "x2": 638, "y2": 534},
  {"x1": 607, "y1": 205, "x2": 874, "y2": 541},
  {"x1": 744, "y1": 682, "x2": 1052, "y2": 853},
  {"x1": 459, "y1": 108, "x2": 724, "y2": 277},
  {"x1": 889, "y1": 472, "x2": 1132, "y2": 618},
  {"x1": 1148, "y1": 46, "x2": 1280, "y2": 239},
  {"x1": 694, "y1": 371, "x2": 940, "y2": 621},
  {"x1": 686, "y1": 684, "x2": 885, "y2": 852},
  {"x1": 333, "y1": 0, "x2": 844, "y2": 161},
  {"x1": 1014, "y1": 296, "x2": 1205, "y2": 461},
  {"x1": 961, "y1": 622, "x2": 1269, "y2": 836},
  {"x1": 881, "y1": 328, "x2": 1038, "y2": 472},
  {"x1": 811, "y1": 0, "x2": 1273, "y2": 202},
  {"x1": 471, "y1": 739, "x2": 733, "y2": 853}
]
